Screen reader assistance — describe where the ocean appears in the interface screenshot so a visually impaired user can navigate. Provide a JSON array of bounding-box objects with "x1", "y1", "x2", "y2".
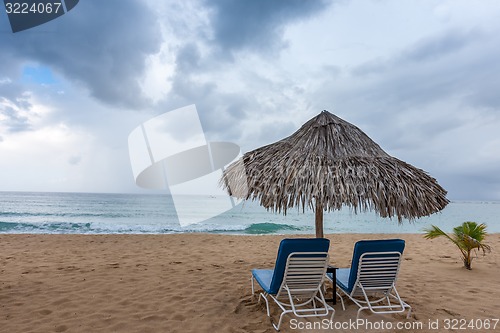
[{"x1": 0, "y1": 191, "x2": 499, "y2": 235}]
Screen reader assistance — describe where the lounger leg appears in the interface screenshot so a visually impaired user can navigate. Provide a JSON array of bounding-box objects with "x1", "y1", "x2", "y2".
[
  {"x1": 391, "y1": 287, "x2": 411, "y2": 317},
  {"x1": 312, "y1": 298, "x2": 318, "y2": 315},
  {"x1": 259, "y1": 293, "x2": 271, "y2": 317},
  {"x1": 329, "y1": 305, "x2": 336, "y2": 322},
  {"x1": 339, "y1": 294, "x2": 345, "y2": 310},
  {"x1": 336, "y1": 288, "x2": 346, "y2": 310},
  {"x1": 356, "y1": 306, "x2": 367, "y2": 320},
  {"x1": 272, "y1": 311, "x2": 287, "y2": 331},
  {"x1": 390, "y1": 291, "x2": 412, "y2": 319},
  {"x1": 251, "y1": 275, "x2": 255, "y2": 295}
]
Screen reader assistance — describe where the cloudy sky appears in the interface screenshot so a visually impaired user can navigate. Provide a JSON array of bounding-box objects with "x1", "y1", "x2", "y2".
[{"x1": 0, "y1": 0, "x2": 499, "y2": 200}]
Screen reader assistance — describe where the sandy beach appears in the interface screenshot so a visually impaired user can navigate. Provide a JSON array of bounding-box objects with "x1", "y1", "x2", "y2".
[{"x1": 0, "y1": 233, "x2": 499, "y2": 332}]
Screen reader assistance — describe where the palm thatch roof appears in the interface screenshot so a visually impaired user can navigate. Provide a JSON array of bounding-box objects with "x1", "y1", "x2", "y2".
[{"x1": 221, "y1": 110, "x2": 449, "y2": 237}]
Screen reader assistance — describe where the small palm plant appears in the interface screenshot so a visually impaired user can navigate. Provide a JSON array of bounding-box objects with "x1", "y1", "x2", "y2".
[{"x1": 424, "y1": 221, "x2": 491, "y2": 270}]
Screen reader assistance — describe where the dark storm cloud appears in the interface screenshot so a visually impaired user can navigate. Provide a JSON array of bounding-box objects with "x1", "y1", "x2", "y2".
[
  {"x1": 402, "y1": 29, "x2": 481, "y2": 63},
  {"x1": 353, "y1": 29, "x2": 483, "y2": 76},
  {"x1": 160, "y1": 74, "x2": 252, "y2": 141},
  {"x1": 461, "y1": 51, "x2": 500, "y2": 110},
  {"x1": 0, "y1": 0, "x2": 161, "y2": 109},
  {"x1": 162, "y1": 0, "x2": 333, "y2": 144},
  {"x1": 205, "y1": 0, "x2": 331, "y2": 54},
  {"x1": 176, "y1": 43, "x2": 203, "y2": 73},
  {"x1": 311, "y1": 27, "x2": 500, "y2": 200},
  {"x1": 347, "y1": 28, "x2": 500, "y2": 112},
  {"x1": 168, "y1": 0, "x2": 333, "y2": 95}
]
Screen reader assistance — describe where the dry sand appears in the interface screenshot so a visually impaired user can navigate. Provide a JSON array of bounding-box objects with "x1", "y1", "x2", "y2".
[{"x1": 0, "y1": 233, "x2": 499, "y2": 332}]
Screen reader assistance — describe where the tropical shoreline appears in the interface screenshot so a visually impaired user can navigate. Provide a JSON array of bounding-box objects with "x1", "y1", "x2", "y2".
[{"x1": 1, "y1": 192, "x2": 500, "y2": 235}]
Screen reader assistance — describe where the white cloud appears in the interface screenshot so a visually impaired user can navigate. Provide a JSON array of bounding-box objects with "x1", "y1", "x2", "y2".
[
  {"x1": 139, "y1": 43, "x2": 176, "y2": 103},
  {"x1": 0, "y1": 123, "x2": 91, "y2": 190}
]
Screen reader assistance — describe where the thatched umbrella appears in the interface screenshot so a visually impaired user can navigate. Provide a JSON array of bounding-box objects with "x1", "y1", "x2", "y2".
[{"x1": 220, "y1": 110, "x2": 449, "y2": 238}]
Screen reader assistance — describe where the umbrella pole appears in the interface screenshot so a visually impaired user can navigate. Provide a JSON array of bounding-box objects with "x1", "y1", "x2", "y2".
[{"x1": 315, "y1": 204, "x2": 324, "y2": 238}]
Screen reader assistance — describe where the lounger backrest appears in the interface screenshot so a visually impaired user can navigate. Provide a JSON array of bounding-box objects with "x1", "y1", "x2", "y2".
[
  {"x1": 268, "y1": 238, "x2": 330, "y2": 295},
  {"x1": 352, "y1": 251, "x2": 402, "y2": 297},
  {"x1": 348, "y1": 239, "x2": 405, "y2": 292},
  {"x1": 277, "y1": 252, "x2": 330, "y2": 300}
]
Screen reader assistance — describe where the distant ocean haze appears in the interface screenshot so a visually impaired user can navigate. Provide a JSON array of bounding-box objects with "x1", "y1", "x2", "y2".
[{"x1": 0, "y1": 192, "x2": 499, "y2": 234}]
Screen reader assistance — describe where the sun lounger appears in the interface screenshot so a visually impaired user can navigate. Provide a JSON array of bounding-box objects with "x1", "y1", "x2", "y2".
[
  {"x1": 251, "y1": 238, "x2": 334, "y2": 330},
  {"x1": 327, "y1": 239, "x2": 411, "y2": 319}
]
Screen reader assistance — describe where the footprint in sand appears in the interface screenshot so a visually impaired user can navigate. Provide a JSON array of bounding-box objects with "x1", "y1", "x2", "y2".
[
  {"x1": 51, "y1": 297, "x2": 70, "y2": 306},
  {"x1": 38, "y1": 309, "x2": 52, "y2": 315},
  {"x1": 438, "y1": 308, "x2": 460, "y2": 316},
  {"x1": 171, "y1": 314, "x2": 186, "y2": 321},
  {"x1": 54, "y1": 325, "x2": 68, "y2": 332}
]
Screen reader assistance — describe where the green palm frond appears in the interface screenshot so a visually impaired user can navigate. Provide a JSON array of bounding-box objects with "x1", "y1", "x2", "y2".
[
  {"x1": 460, "y1": 233, "x2": 491, "y2": 254},
  {"x1": 423, "y1": 225, "x2": 460, "y2": 246}
]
